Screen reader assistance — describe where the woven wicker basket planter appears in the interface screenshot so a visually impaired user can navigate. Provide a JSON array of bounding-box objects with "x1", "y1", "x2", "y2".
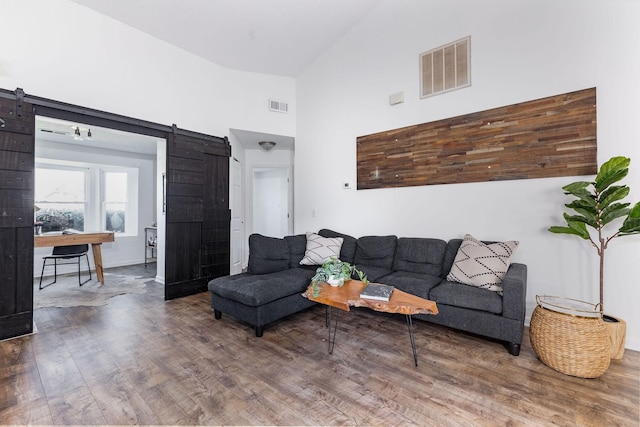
[{"x1": 529, "y1": 296, "x2": 610, "y2": 379}]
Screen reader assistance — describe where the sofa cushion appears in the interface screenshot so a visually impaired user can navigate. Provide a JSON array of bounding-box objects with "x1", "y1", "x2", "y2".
[
  {"x1": 247, "y1": 234, "x2": 290, "y2": 274},
  {"x1": 300, "y1": 232, "x2": 343, "y2": 265},
  {"x1": 318, "y1": 229, "x2": 357, "y2": 263},
  {"x1": 446, "y1": 234, "x2": 519, "y2": 294},
  {"x1": 285, "y1": 234, "x2": 307, "y2": 268},
  {"x1": 356, "y1": 265, "x2": 391, "y2": 282},
  {"x1": 429, "y1": 280, "x2": 503, "y2": 314},
  {"x1": 378, "y1": 271, "x2": 442, "y2": 299},
  {"x1": 392, "y1": 237, "x2": 446, "y2": 276},
  {"x1": 353, "y1": 235, "x2": 397, "y2": 270},
  {"x1": 208, "y1": 268, "x2": 315, "y2": 307}
]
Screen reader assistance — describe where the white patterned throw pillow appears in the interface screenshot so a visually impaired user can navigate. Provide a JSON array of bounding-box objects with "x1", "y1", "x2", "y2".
[
  {"x1": 446, "y1": 234, "x2": 519, "y2": 294},
  {"x1": 299, "y1": 232, "x2": 343, "y2": 265}
]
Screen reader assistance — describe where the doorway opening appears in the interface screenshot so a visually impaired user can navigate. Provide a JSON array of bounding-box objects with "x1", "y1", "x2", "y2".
[
  {"x1": 34, "y1": 116, "x2": 166, "y2": 284},
  {"x1": 252, "y1": 167, "x2": 292, "y2": 238}
]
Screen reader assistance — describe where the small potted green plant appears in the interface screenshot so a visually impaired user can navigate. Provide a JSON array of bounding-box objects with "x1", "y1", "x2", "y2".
[
  {"x1": 548, "y1": 156, "x2": 640, "y2": 358},
  {"x1": 310, "y1": 257, "x2": 368, "y2": 297}
]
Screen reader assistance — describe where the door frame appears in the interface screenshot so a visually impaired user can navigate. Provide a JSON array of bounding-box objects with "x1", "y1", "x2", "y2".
[{"x1": 229, "y1": 157, "x2": 245, "y2": 275}]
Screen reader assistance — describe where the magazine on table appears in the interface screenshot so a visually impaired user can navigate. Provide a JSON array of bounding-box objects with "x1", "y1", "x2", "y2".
[{"x1": 359, "y1": 283, "x2": 394, "y2": 301}]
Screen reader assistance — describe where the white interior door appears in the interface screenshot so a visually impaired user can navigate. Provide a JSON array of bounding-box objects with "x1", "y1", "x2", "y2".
[
  {"x1": 230, "y1": 157, "x2": 244, "y2": 274},
  {"x1": 253, "y1": 167, "x2": 290, "y2": 238}
]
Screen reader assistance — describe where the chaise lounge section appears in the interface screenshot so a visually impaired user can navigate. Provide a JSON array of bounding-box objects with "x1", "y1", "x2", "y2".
[{"x1": 208, "y1": 233, "x2": 316, "y2": 337}]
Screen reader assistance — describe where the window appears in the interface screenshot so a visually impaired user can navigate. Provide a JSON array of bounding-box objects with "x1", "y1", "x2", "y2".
[
  {"x1": 35, "y1": 167, "x2": 87, "y2": 232},
  {"x1": 35, "y1": 162, "x2": 139, "y2": 236},
  {"x1": 104, "y1": 171, "x2": 127, "y2": 233}
]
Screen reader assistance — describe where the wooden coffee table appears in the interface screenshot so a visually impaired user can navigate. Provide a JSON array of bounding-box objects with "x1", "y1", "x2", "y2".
[{"x1": 302, "y1": 280, "x2": 438, "y2": 366}]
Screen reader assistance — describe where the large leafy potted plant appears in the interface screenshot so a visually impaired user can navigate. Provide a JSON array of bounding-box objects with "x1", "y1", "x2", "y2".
[{"x1": 549, "y1": 156, "x2": 640, "y2": 358}]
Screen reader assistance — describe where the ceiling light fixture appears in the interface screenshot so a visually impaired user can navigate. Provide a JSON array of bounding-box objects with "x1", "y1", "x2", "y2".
[
  {"x1": 74, "y1": 126, "x2": 82, "y2": 140},
  {"x1": 72, "y1": 125, "x2": 92, "y2": 140},
  {"x1": 259, "y1": 140, "x2": 276, "y2": 151}
]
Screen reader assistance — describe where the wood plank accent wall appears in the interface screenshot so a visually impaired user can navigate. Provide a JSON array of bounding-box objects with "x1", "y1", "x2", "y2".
[{"x1": 356, "y1": 88, "x2": 597, "y2": 190}]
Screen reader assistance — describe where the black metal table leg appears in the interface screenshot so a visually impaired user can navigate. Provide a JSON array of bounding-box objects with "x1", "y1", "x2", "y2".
[
  {"x1": 325, "y1": 306, "x2": 329, "y2": 327},
  {"x1": 327, "y1": 306, "x2": 339, "y2": 354},
  {"x1": 406, "y1": 315, "x2": 418, "y2": 366}
]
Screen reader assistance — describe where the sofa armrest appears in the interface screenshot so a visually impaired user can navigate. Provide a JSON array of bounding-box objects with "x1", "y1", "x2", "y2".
[{"x1": 501, "y1": 263, "x2": 527, "y2": 320}]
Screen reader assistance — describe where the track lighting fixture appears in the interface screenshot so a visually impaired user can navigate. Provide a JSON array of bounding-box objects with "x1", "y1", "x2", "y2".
[{"x1": 72, "y1": 126, "x2": 92, "y2": 140}]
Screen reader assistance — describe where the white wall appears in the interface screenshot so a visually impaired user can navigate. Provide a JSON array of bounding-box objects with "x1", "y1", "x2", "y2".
[
  {"x1": 296, "y1": 0, "x2": 640, "y2": 350},
  {"x1": 34, "y1": 140, "x2": 156, "y2": 274},
  {"x1": 0, "y1": 0, "x2": 295, "y2": 143}
]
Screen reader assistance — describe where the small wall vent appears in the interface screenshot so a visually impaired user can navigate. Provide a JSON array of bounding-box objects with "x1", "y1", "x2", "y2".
[
  {"x1": 269, "y1": 99, "x2": 289, "y2": 113},
  {"x1": 420, "y1": 36, "x2": 470, "y2": 99}
]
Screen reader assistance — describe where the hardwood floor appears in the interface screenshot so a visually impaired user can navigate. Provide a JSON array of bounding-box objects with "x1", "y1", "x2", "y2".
[{"x1": 1, "y1": 264, "x2": 638, "y2": 426}]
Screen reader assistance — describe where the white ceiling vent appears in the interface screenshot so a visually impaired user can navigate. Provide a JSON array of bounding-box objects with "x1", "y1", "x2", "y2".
[
  {"x1": 269, "y1": 99, "x2": 289, "y2": 113},
  {"x1": 420, "y1": 36, "x2": 471, "y2": 99}
]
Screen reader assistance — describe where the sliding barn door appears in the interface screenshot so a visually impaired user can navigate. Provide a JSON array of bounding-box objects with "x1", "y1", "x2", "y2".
[
  {"x1": 0, "y1": 90, "x2": 35, "y2": 340},
  {"x1": 165, "y1": 130, "x2": 231, "y2": 299}
]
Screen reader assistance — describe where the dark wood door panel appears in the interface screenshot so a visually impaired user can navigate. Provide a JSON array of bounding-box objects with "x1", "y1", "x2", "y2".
[
  {"x1": 0, "y1": 228, "x2": 17, "y2": 314},
  {"x1": 0, "y1": 151, "x2": 34, "y2": 172},
  {"x1": 201, "y1": 207, "x2": 231, "y2": 280},
  {"x1": 0, "y1": 170, "x2": 33, "y2": 190},
  {"x1": 167, "y1": 135, "x2": 205, "y2": 160},
  {"x1": 203, "y1": 154, "x2": 229, "y2": 209},
  {"x1": 15, "y1": 226, "x2": 34, "y2": 313},
  {"x1": 0, "y1": 92, "x2": 34, "y2": 340},
  {"x1": 168, "y1": 182, "x2": 202, "y2": 198},
  {"x1": 164, "y1": 132, "x2": 230, "y2": 300},
  {"x1": 167, "y1": 168, "x2": 203, "y2": 186},
  {"x1": 166, "y1": 198, "x2": 204, "y2": 223},
  {"x1": 168, "y1": 156, "x2": 203, "y2": 172},
  {"x1": 0, "y1": 207, "x2": 32, "y2": 228},
  {"x1": 0, "y1": 132, "x2": 33, "y2": 152},
  {"x1": 165, "y1": 222, "x2": 202, "y2": 282}
]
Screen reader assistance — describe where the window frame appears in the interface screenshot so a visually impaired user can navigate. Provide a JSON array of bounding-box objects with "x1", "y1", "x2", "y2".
[
  {"x1": 100, "y1": 167, "x2": 139, "y2": 236},
  {"x1": 34, "y1": 164, "x2": 89, "y2": 232},
  {"x1": 35, "y1": 160, "x2": 139, "y2": 237}
]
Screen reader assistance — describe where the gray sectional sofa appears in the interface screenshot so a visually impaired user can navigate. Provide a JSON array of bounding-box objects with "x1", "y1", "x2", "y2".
[{"x1": 208, "y1": 229, "x2": 527, "y2": 355}]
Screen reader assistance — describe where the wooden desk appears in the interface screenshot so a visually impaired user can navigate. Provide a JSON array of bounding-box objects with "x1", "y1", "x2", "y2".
[{"x1": 35, "y1": 232, "x2": 115, "y2": 285}]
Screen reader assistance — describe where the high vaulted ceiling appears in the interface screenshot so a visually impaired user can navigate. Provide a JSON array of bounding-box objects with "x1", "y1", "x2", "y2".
[{"x1": 71, "y1": 0, "x2": 382, "y2": 77}]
